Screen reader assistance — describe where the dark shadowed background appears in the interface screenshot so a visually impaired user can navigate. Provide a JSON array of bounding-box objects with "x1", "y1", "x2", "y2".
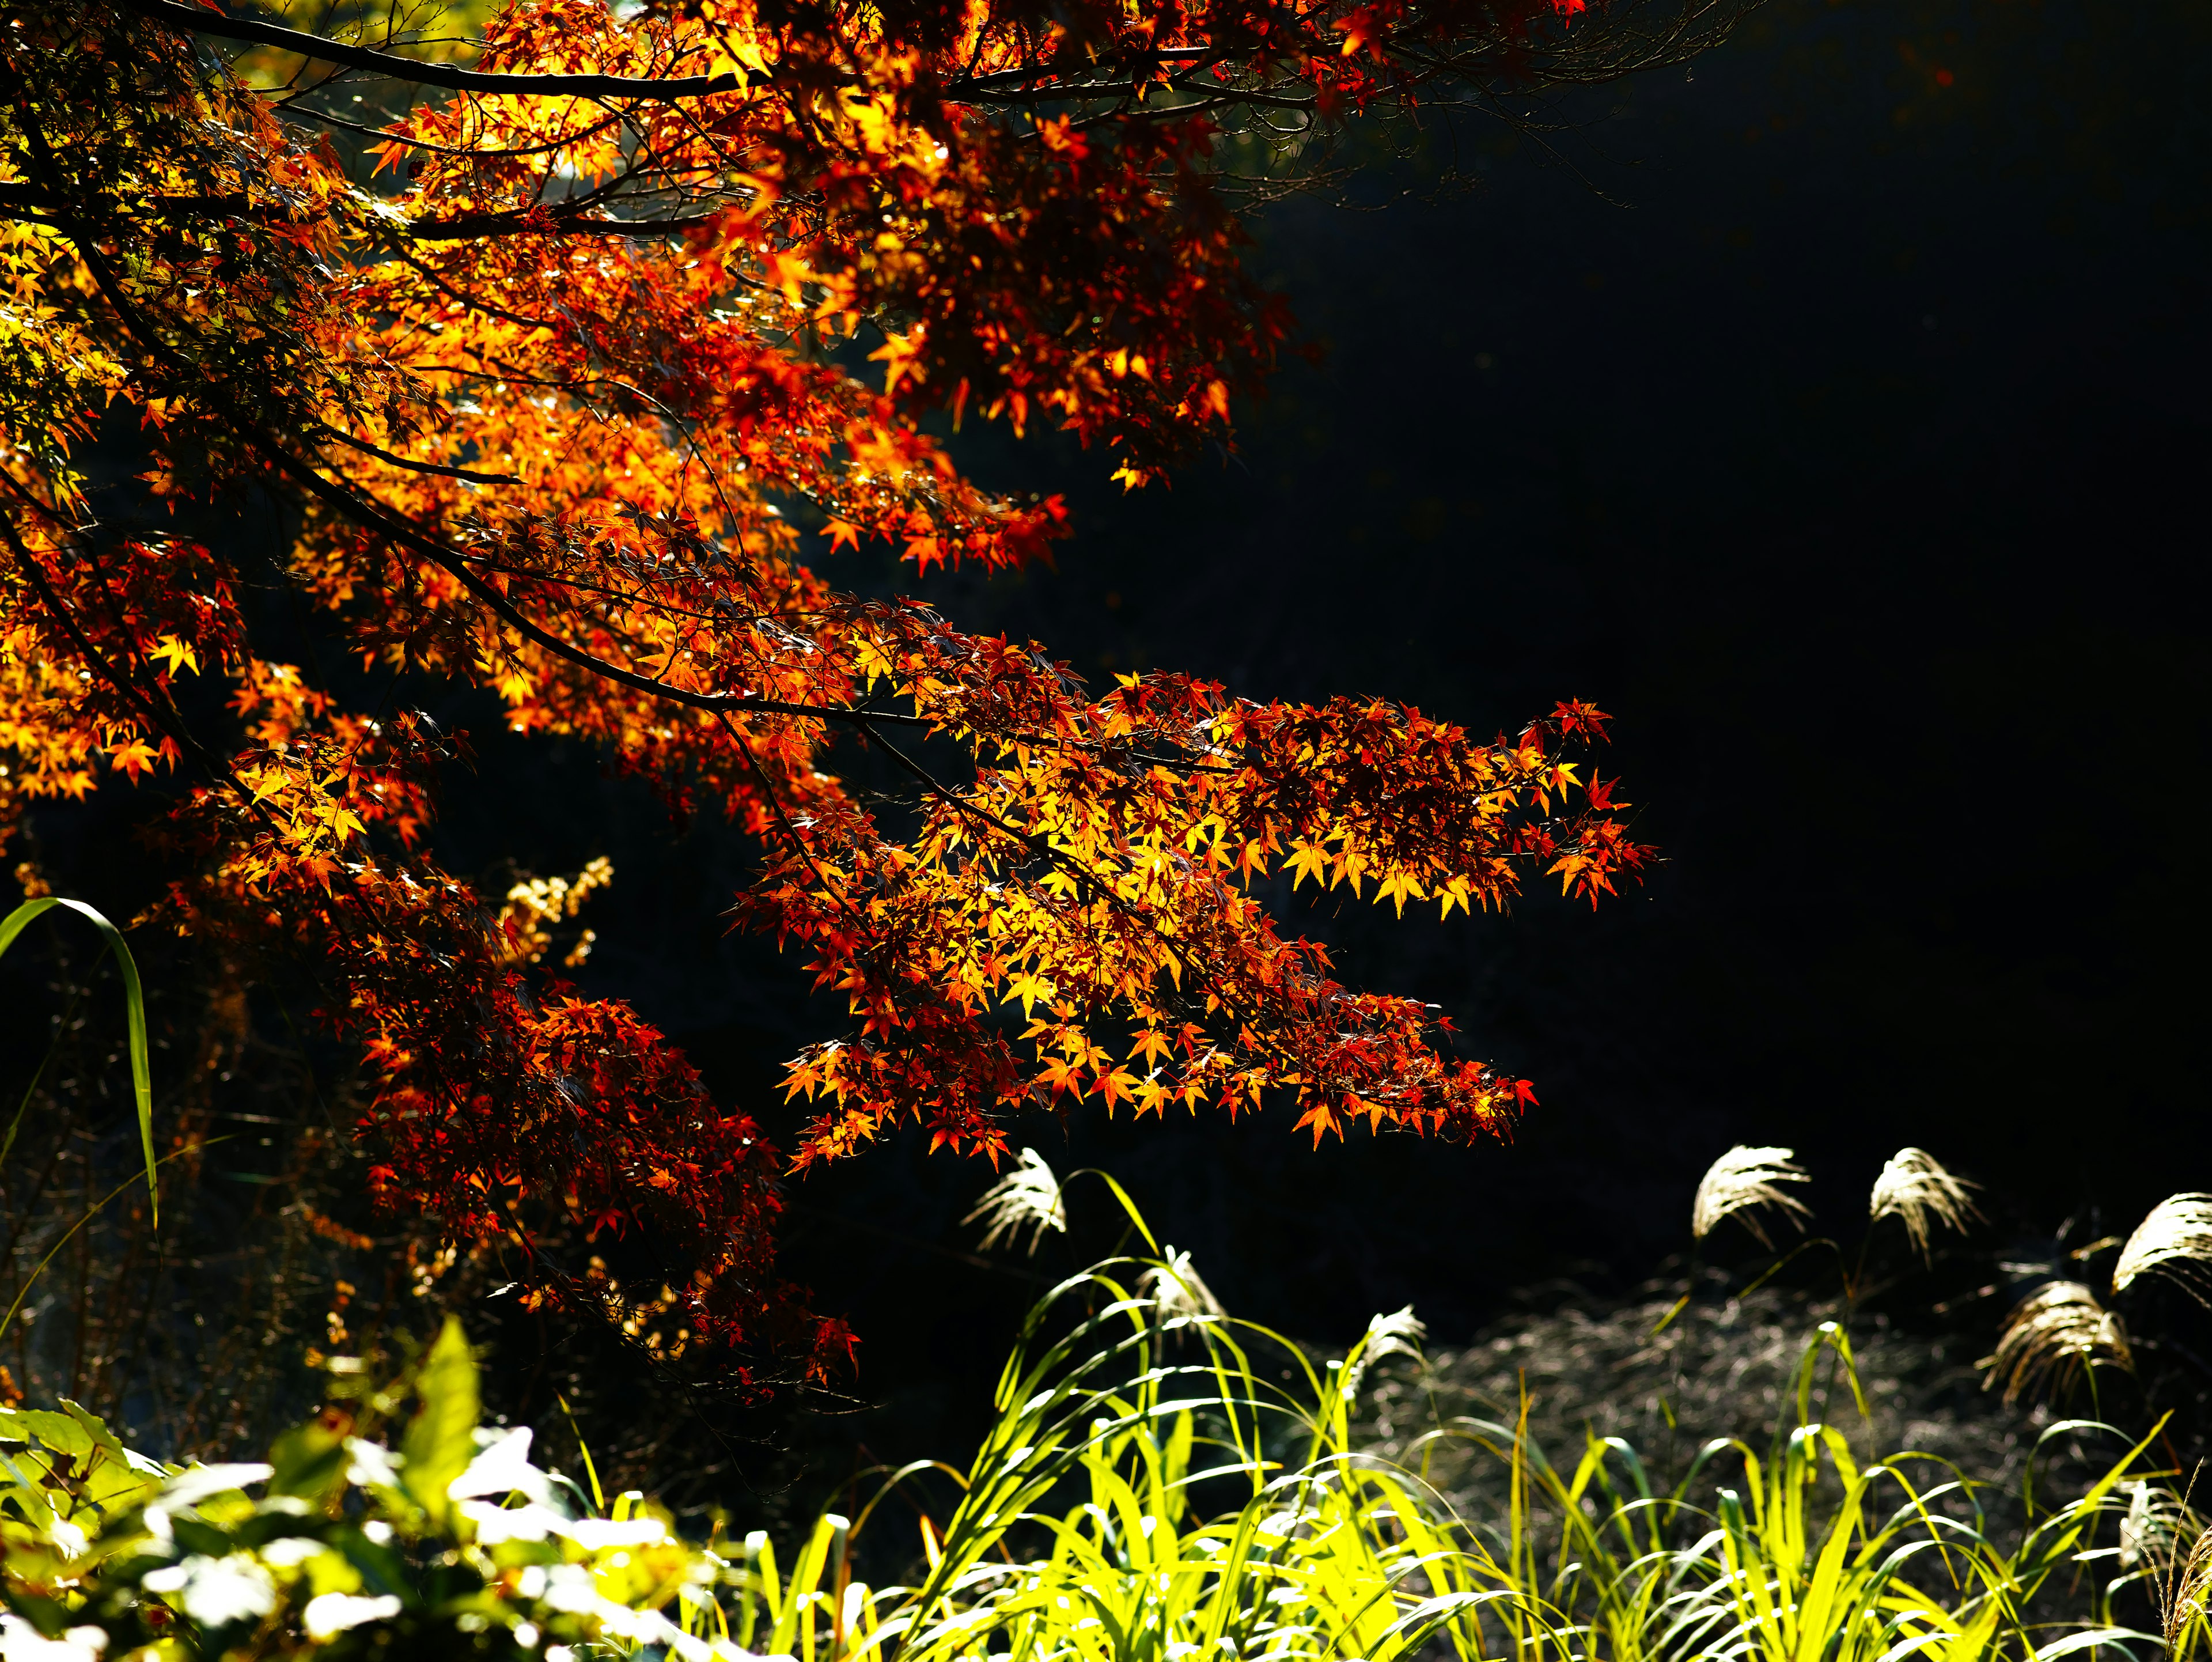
[{"x1": 13, "y1": 0, "x2": 2209, "y2": 1497}]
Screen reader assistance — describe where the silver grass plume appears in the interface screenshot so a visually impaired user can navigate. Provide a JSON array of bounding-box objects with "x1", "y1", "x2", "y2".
[
  {"x1": 1691, "y1": 1145, "x2": 1812, "y2": 1248},
  {"x1": 2114, "y1": 1192, "x2": 2212, "y2": 1305},
  {"x1": 1868, "y1": 1147, "x2": 1982, "y2": 1260},
  {"x1": 1981, "y1": 1280, "x2": 2133, "y2": 1405},
  {"x1": 2162, "y1": 1513, "x2": 2212, "y2": 1657},
  {"x1": 1343, "y1": 1305, "x2": 1427, "y2": 1396},
  {"x1": 2121, "y1": 1480, "x2": 2195, "y2": 1573},
  {"x1": 1139, "y1": 1247, "x2": 1226, "y2": 1324},
  {"x1": 961, "y1": 1148, "x2": 1067, "y2": 1256}
]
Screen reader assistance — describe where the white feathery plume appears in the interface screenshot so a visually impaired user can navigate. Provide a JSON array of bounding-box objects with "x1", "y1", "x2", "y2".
[
  {"x1": 1343, "y1": 1305, "x2": 1426, "y2": 1396},
  {"x1": 1139, "y1": 1247, "x2": 1226, "y2": 1324},
  {"x1": 1691, "y1": 1145, "x2": 1812, "y2": 1248},
  {"x1": 1981, "y1": 1280, "x2": 2133, "y2": 1405},
  {"x1": 2120, "y1": 1480, "x2": 2195, "y2": 1572},
  {"x1": 2113, "y1": 1193, "x2": 2212, "y2": 1305},
  {"x1": 1868, "y1": 1147, "x2": 1982, "y2": 1260},
  {"x1": 961, "y1": 1148, "x2": 1067, "y2": 1256}
]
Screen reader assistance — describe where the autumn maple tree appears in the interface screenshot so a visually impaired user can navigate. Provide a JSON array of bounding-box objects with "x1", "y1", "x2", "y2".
[{"x1": 0, "y1": 0, "x2": 1694, "y2": 1374}]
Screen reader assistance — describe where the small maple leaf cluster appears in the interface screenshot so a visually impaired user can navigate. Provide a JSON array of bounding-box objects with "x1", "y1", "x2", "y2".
[
  {"x1": 745, "y1": 636, "x2": 1646, "y2": 1161},
  {"x1": 0, "y1": 0, "x2": 1680, "y2": 1371}
]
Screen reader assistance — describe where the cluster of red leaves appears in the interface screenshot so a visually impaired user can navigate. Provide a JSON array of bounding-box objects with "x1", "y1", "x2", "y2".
[
  {"x1": 140, "y1": 711, "x2": 852, "y2": 1377},
  {"x1": 0, "y1": 0, "x2": 1677, "y2": 1371}
]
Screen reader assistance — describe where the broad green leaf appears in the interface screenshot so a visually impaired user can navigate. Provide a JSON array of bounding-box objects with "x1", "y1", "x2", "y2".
[{"x1": 400, "y1": 1315, "x2": 480, "y2": 1527}]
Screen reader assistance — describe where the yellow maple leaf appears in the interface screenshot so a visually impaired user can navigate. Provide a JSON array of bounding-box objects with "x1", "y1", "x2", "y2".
[
  {"x1": 1377, "y1": 869, "x2": 1425, "y2": 916},
  {"x1": 1002, "y1": 971, "x2": 1055, "y2": 1017},
  {"x1": 149, "y1": 634, "x2": 199, "y2": 676},
  {"x1": 1284, "y1": 838, "x2": 1330, "y2": 890}
]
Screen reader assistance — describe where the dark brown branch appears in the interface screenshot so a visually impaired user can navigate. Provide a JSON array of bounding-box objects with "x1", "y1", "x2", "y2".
[
  {"x1": 280, "y1": 104, "x2": 625, "y2": 160},
  {"x1": 407, "y1": 208, "x2": 724, "y2": 240},
  {"x1": 851, "y1": 713, "x2": 1119, "y2": 908},
  {"x1": 249, "y1": 426, "x2": 944, "y2": 734},
  {"x1": 943, "y1": 44, "x2": 1213, "y2": 93},
  {"x1": 385, "y1": 247, "x2": 565, "y2": 331},
  {"x1": 713, "y1": 710, "x2": 877, "y2": 934},
  {"x1": 116, "y1": 0, "x2": 758, "y2": 99},
  {"x1": 314, "y1": 423, "x2": 521, "y2": 484}
]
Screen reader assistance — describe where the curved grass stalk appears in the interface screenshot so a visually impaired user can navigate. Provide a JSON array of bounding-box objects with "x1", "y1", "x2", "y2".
[
  {"x1": 0, "y1": 896, "x2": 158, "y2": 1226},
  {"x1": 0, "y1": 1139, "x2": 221, "y2": 1345}
]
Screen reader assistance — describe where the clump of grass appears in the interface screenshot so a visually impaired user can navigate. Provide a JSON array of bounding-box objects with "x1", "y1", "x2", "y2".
[
  {"x1": 1984, "y1": 1280, "x2": 2134, "y2": 1406},
  {"x1": 2163, "y1": 1510, "x2": 2212, "y2": 1660},
  {"x1": 1134, "y1": 1243, "x2": 1226, "y2": 1320},
  {"x1": 2120, "y1": 1477, "x2": 2195, "y2": 1574},
  {"x1": 960, "y1": 1148, "x2": 1068, "y2": 1256},
  {"x1": 1691, "y1": 1145, "x2": 1811, "y2": 1247},
  {"x1": 1343, "y1": 1304, "x2": 1425, "y2": 1394},
  {"x1": 7, "y1": 1167, "x2": 2181, "y2": 1662},
  {"x1": 1869, "y1": 1145, "x2": 1982, "y2": 1260},
  {"x1": 2115, "y1": 1193, "x2": 2212, "y2": 1305}
]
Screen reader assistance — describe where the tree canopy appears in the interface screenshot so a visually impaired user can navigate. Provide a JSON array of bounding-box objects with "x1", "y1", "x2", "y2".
[{"x1": 0, "y1": 0, "x2": 1685, "y2": 1375}]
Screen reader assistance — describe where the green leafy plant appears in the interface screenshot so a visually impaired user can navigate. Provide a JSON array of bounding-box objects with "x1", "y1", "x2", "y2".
[{"x1": 0, "y1": 1320, "x2": 747, "y2": 1660}]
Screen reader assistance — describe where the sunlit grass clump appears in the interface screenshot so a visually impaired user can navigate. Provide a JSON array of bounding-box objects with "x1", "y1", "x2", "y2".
[{"x1": 6, "y1": 1171, "x2": 2205, "y2": 1662}]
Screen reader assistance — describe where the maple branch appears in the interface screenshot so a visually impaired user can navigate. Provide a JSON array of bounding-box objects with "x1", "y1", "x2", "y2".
[
  {"x1": 0, "y1": 518, "x2": 211, "y2": 778},
  {"x1": 851, "y1": 713, "x2": 1122, "y2": 911},
  {"x1": 281, "y1": 104, "x2": 624, "y2": 160},
  {"x1": 19, "y1": 149, "x2": 916, "y2": 750},
  {"x1": 272, "y1": 430, "x2": 947, "y2": 735},
  {"x1": 115, "y1": 0, "x2": 759, "y2": 99},
  {"x1": 0, "y1": 517, "x2": 210, "y2": 817},
  {"x1": 313, "y1": 422, "x2": 521, "y2": 485},
  {"x1": 406, "y1": 208, "x2": 726, "y2": 241},
  {"x1": 713, "y1": 709, "x2": 880, "y2": 939},
  {"x1": 385, "y1": 247, "x2": 565, "y2": 332},
  {"x1": 0, "y1": 518, "x2": 411, "y2": 978},
  {"x1": 0, "y1": 495, "x2": 414, "y2": 958},
  {"x1": 35, "y1": 183, "x2": 919, "y2": 748},
  {"x1": 10, "y1": 166, "x2": 896, "y2": 747}
]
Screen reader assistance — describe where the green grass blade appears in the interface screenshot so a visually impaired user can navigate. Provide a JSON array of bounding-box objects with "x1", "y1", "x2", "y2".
[{"x1": 0, "y1": 897, "x2": 157, "y2": 1228}]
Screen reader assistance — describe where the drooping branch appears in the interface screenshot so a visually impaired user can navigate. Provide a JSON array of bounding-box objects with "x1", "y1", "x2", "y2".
[{"x1": 114, "y1": 0, "x2": 757, "y2": 97}]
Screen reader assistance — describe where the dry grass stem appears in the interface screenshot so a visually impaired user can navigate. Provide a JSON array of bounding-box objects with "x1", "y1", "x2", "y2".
[
  {"x1": 1691, "y1": 1144, "x2": 1812, "y2": 1247},
  {"x1": 1868, "y1": 1146, "x2": 1982, "y2": 1260},
  {"x1": 2164, "y1": 1513, "x2": 2212, "y2": 1658},
  {"x1": 2113, "y1": 1192, "x2": 2212, "y2": 1304},
  {"x1": 961, "y1": 1148, "x2": 1067, "y2": 1256},
  {"x1": 1982, "y1": 1280, "x2": 2133, "y2": 1405}
]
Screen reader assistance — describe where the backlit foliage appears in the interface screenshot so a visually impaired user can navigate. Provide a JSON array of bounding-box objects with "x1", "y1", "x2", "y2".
[{"x1": 0, "y1": 0, "x2": 1681, "y2": 1368}]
